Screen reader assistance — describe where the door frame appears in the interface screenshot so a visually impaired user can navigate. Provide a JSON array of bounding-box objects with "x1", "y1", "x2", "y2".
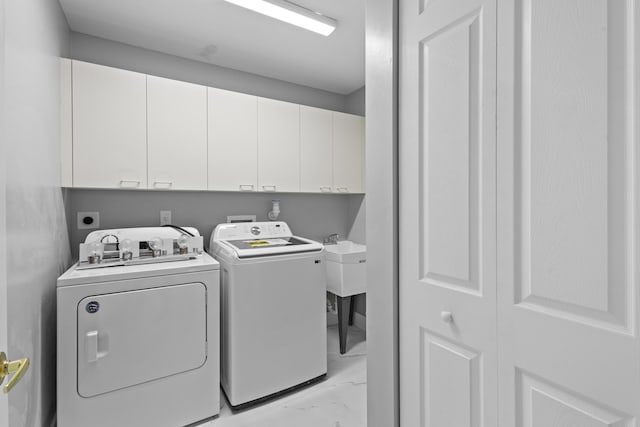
[
  {"x1": 365, "y1": 1, "x2": 400, "y2": 427},
  {"x1": 0, "y1": 0, "x2": 8, "y2": 420}
]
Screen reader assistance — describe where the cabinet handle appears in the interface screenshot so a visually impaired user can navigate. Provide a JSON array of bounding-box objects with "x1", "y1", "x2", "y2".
[
  {"x1": 320, "y1": 186, "x2": 332, "y2": 193},
  {"x1": 262, "y1": 185, "x2": 276, "y2": 192},
  {"x1": 336, "y1": 187, "x2": 349, "y2": 193},
  {"x1": 119, "y1": 180, "x2": 141, "y2": 188},
  {"x1": 239, "y1": 184, "x2": 255, "y2": 191},
  {"x1": 153, "y1": 181, "x2": 173, "y2": 189}
]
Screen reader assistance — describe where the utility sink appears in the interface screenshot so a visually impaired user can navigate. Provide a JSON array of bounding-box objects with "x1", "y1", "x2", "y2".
[{"x1": 324, "y1": 241, "x2": 366, "y2": 297}]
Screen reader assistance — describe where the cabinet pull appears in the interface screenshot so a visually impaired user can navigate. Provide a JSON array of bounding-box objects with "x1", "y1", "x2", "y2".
[
  {"x1": 239, "y1": 184, "x2": 255, "y2": 191},
  {"x1": 320, "y1": 186, "x2": 332, "y2": 193},
  {"x1": 119, "y1": 180, "x2": 141, "y2": 188},
  {"x1": 153, "y1": 181, "x2": 173, "y2": 189},
  {"x1": 336, "y1": 187, "x2": 349, "y2": 193},
  {"x1": 262, "y1": 185, "x2": 277, "y2": 192}
]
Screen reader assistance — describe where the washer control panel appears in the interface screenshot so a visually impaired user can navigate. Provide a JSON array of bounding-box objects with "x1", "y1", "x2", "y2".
[{"x1": 213, "y1": 221, "x2": 292, "y2": 241}]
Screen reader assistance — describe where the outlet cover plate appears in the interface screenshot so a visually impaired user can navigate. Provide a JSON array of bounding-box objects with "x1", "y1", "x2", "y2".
[
  {"x1": 78, "y1": 212, "x2": 100, "y2": 230},
  {"x1": 160, "y1": 210, "x2": 172, "y2": 226}
]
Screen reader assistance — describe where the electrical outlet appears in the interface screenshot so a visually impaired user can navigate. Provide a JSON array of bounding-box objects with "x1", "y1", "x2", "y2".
[
  {"x1": 77, "y1": 212, "x2": 100, "y2": 230},
  {"x1": 160, "y1": 210, "x2": 172, "y2": 226}
]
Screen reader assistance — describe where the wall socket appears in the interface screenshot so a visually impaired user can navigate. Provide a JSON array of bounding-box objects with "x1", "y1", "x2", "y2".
[
  {"x1": 77, "y1": 211, "x2": 100, "y2": 230},
  {"x1": 160, "y1": 210, "x2": 172, "y2": 226}
]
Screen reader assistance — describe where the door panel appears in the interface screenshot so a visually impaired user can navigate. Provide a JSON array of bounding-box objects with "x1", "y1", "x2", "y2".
[
  {"x1": 421, "y1": 332, "x2": 481, "y2": 427},
  {"x1": 497, "y1": 0, "x2": 640, "y2": 424},
  {"x1": 399, "y1": 0, "x2": 497, "y2": 425},
  {"x1": 514, "y1": 0, "x2": 631, "y2": 329},
  {"x1": 518, "y1": 372, "x2": 633, "y2": 427},
  {"x1": 421, "y1": 11, "x2": 481, "y2": 291}
]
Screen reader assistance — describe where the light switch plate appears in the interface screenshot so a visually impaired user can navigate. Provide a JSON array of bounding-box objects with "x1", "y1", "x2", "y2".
[{"x1": 78, "y1": 212, "x2": 100, "y2": 230}]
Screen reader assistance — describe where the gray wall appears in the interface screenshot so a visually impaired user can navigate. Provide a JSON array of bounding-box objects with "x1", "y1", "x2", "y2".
[
  {"x1": 4, "y1": 0, "x2": 72, "y2": 425},
  {"x1": 345, "y1": 86, "x2": 366, "y2": 116},
  {"x1": 67, "y1": 190, "x2": 361, "y2": 257},
  {"x1": 70, "y1": 32, "x2": 360, "y2": 114},
  {"x1": 366, "y1": 0, "x2": 398, "y2": 426}
]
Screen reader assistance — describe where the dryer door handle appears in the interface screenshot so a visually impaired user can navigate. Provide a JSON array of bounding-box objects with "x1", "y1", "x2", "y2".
[
  {"x1": 86, "y1": 331, "x2": 107, "y2": 363},
  {"x1": 86, "y1": 331, "x2": 99, "y2": 363}
]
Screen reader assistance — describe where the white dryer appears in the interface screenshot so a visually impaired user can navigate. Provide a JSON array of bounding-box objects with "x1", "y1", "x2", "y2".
[
  {"x1": 57, "y1": 226, "x2": 220, "y2": 427},
  {"x1": 210, "y1": 221, "x2": 327, "y2": 410}
]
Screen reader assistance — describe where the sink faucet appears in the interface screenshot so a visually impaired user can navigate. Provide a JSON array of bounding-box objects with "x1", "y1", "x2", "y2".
[{"x1": 323, "y1": 233, "x2": 340, "y2": 245}]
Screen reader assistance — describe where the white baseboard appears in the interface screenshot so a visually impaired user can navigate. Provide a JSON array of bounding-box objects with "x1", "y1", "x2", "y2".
[{"x1": 326, "y1": 311, "x2": 366, "y2": 331}]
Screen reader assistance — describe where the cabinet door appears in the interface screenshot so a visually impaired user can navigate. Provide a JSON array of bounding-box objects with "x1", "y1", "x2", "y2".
[
  {"x1": 300, "y1": 106, "x2": 333, "y2": 193},
  {"x1": 147, "y1": 76, "x2": 207, "y2": 190},
  {"x1": 72, "y1": 61, "x2": 147, "y2": 189},
  {"x1": 333, "y1": 112, "x2": 363, "y2": 193},
  {"x1": 257, "y1": 98, "x2": 300, "y2": 193},
  {"x1": 208, "y1": 88, "x2": 258, "y2": 192}
]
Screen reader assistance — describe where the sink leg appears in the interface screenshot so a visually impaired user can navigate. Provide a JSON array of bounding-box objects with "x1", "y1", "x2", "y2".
[
  {"x1": 337, "y1": 296, "x2": 351, "y2": 354},
  {"x1": 348, "y1": 296, "x2": 355, "y2": 326}
]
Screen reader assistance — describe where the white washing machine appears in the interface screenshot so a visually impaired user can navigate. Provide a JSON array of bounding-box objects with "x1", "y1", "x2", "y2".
[
  {"x1": 57, "y1": 226, "x2": 220, "y2": 427},
  {"x1": 210, "y1": 221, "x2": 327, "y2": 410}
]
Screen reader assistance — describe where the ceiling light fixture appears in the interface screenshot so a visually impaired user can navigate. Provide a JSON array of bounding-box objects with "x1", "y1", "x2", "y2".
[{"x1": 223, "y1": 0, "x2": 337, "y2": 36}]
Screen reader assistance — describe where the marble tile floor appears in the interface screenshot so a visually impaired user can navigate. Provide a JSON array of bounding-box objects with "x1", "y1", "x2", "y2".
[{"x1": 197, "y1": 324, "x2": 367, "y2": 427}]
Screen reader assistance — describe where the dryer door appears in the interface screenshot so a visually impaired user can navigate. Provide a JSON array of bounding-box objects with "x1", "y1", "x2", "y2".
[{"x1": 77, "y1": 282, "x2": 207, "y2": 397}]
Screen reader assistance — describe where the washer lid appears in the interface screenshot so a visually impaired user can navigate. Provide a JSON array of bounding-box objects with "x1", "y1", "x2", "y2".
[
  {"x1": 221, "y1": 236, "x2": 323, "y2": 258},
  {"x1": 211, "y1": 221, "x2": 323, "y2": 258}
]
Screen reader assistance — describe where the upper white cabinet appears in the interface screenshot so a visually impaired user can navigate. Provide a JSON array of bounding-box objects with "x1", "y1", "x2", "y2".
[
  {"x1": 208, "y1": 88, "x2": 258, "y2": 192},
  {"x1": 300, "y1": 106, "x2": 333, "y2": 193},
  {"x1": 72, "y1": 61, "x2": 147, "y2": 189},
  {"x1": 147, "y1": 76, "x2": 207, "y2": 190},
  {"x1": 64, "y1": 60, "x2": 365, "y2": 194},
  {"x1": 333, "y1": 112, "x2": 364, "y2": 193},
  {"x1": 257, "y1": 98, "x2": 300, "y2": 193}
]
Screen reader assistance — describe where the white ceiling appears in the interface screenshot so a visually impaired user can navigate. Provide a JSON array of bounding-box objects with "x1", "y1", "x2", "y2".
[{"x1": 58, "y1": 0, "x2": 365, "y2": 95}]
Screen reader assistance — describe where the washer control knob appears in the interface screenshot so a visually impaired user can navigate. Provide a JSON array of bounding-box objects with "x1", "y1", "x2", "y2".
[{"x1": 251, "y1": 226, "x2": 261, "y2": 236}]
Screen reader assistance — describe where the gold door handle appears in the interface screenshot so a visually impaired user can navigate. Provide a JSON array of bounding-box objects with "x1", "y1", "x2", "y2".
[{"x1": 0, "y1": 352, "x2": 30, "y2": 393}]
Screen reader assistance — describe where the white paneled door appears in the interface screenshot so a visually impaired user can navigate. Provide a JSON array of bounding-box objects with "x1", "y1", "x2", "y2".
[
  {"x1": 400, "y1": 0, "x2": 640, "y2": 425},
  {"x1": 399, "y1": 0, "x2": 497, "y2": 425},
  {"x1": 497, "y1": 1, "x2": 640, "y2": 425}
]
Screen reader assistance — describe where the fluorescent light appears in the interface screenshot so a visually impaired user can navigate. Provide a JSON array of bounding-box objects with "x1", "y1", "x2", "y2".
[{"x1": 224, "y1": 0, "x2": 337, "y2": 36}]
